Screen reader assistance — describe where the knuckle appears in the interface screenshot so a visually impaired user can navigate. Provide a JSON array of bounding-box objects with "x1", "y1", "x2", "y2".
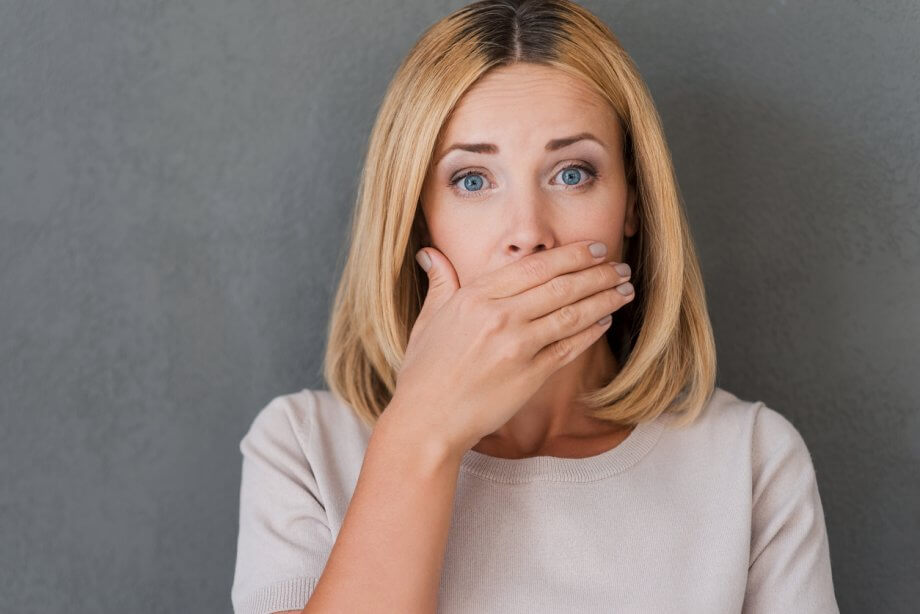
[
  {"x1": 457, "y1": 286, "x2": 483, "y2": 310},
  {"x1": 456, "y1": 288, "x2": 487, "y2": 321},
  {"x1": 497, "y1": 335, "x2": 525, "y2": 362},
  {"x1": 556, "y1": 303, "x2": 579, "y2": 327},
  {"x1": 520, "y1": 256, "x2": 549, "y2": 283},
  {"x1": 599, "y1": 263, "x2": 619, "y2": 285},
  {"x1": 552, "y1": 336, "x2": 573, "y2": 360},
  {"x1": 567, "y1": 247, "x2": 584, "y2": 270},
  {"x1": 483, "y1": 302, "x2": 511, "y2": 333},
  {"x1": 547, "y1": 275, "x2": 572, "y2": 299},
  {"x1": 462, "y1": 278, "x2": 484, "y2": 296}
]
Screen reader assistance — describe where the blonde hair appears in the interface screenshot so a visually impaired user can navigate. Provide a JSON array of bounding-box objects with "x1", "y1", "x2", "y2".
[{"x1": 323, "y1": 0, "x2": 717, "y2": 431}]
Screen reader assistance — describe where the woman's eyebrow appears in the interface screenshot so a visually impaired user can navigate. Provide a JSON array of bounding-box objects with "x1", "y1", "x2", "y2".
[{"x1": 435, "y1": 132, "x2": 606, "y2": 166}]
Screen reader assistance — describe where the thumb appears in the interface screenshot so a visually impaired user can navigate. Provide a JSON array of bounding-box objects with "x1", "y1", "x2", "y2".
[{"x1": 415, "y1": 247, "x2": 460, "y2": 315}]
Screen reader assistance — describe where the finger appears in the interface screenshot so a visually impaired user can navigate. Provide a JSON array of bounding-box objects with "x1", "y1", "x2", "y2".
[
  {"x1": 414, "y1": 246, "x2": 461, "y2": 324},
  {"x1": 531, "y1": 308, "x2": 616, "y2": 376},
  {"x1": 525, "y1": 280, "x2": 634, "y2": 357},
  {"x1": 512, "y1": 259, "x2": 631, "y2": 322},
  {"x1": 475, "y1": 239, "x2": 611, "y2": 299}
]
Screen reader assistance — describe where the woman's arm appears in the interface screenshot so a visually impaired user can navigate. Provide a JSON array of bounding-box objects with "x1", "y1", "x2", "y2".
[
  {"x1": 300, "y1": 397, "x2": 463, "y2": 614},
  {"x1": 742, "y1": 404, "x2": 839, "y2": 613}
]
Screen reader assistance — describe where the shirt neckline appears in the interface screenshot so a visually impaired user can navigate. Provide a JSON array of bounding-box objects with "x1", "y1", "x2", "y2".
[{"x1": 459, "y1": 414, "x2": 667, "y2": 483}]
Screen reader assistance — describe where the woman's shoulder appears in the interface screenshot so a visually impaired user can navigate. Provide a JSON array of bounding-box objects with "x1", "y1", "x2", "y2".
[
  {"x1": 706, "y1": 387, "x2": 811, "y2": 446},
  {"x1": 670, "y1": 386, "x2": 817, "y2": 470},
  {"x1": 687, "y1": 385, "x2": 796, "y2": 431},
  {"x1": 240, "y1": 387, "x2": 372, "y2": 467}
]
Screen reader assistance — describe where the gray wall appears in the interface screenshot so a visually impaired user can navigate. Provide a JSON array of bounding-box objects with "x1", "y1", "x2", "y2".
[{"x1": 1, "y1": 1, "x2": 917, "y2": 611}]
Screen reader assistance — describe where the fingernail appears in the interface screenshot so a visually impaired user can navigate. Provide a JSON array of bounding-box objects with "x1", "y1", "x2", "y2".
[
  {"x1": 415, "y1": 249, "x2": 431, "y2": 271},
  {"x1": 613, "y1": 262, "x2": 631, "y2": 276},
  {"x1": 617, "y1": 281, "x2": 634, "y2": 295},
  {"x1": 589, "y1": 242, "x2": 607, "y2": 257}
]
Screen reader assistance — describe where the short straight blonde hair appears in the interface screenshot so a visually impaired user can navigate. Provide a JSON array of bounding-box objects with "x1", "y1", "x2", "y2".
[{"x1": 323, "y1": 0, "x2": 717, "y2": 431}]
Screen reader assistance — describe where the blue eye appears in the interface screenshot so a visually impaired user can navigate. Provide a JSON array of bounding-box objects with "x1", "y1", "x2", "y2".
[
  {"x1": 448, "y1": 162, "x2": 599, "y2": 199},
  {"x1": 560, "y1": 167, "x2": 583, "y2": 185},
  {"x1": 449, "y1": 170, "x2": 490, "y2": 197}
]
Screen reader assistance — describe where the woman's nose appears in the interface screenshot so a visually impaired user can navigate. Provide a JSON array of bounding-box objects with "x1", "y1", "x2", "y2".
[{"x1": 502, "y1": 195, "x2": 557, "y2": 257}]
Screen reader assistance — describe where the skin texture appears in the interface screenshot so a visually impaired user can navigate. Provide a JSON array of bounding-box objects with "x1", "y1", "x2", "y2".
[{"x1": 418, "y1": 62, "x2": 639, "y2": 459}]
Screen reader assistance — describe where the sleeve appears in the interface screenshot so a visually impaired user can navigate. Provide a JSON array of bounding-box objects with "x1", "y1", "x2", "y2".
[
  {"x1": 742, "y1": 403, "x2": 840, "y2": 614},
  {"x1": 230, "y1": 394, "x2": 334, "y2": 614}
]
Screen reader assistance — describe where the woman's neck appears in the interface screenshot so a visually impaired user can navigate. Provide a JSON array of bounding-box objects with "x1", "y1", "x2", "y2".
[{"x1": 471, "y1": 336, "x2": 627, "y2": 457}]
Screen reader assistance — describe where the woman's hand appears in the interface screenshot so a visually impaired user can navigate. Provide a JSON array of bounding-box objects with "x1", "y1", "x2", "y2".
[{"x1": 390, "y1": 239, "x2": 635, "y2": 456}]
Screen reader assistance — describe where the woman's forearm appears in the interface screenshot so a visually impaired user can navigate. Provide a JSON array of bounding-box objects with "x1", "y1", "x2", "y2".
[{"x1": 302, "y1": 398, "x2": 463, "y2": 614}]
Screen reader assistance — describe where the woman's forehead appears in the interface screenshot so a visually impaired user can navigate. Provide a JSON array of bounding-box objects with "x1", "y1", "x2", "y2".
[{"x1": 436, "y1": 65, "x2": 618, "y2": 153}]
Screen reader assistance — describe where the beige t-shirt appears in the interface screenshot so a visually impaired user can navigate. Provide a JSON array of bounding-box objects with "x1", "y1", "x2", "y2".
[{"x1": 230, "y1": 386, "x2": 839, "y2": 614}]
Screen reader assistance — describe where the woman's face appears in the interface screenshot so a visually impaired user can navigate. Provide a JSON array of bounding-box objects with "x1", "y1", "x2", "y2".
[{"x1": 419, "y1": 62, "x2": 638, "y2": 287}]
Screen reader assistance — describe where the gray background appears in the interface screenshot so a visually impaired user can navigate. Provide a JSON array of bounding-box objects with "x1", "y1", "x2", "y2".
[{"x1": 1, "y1": 0, "x2": 918, "y2": 612}]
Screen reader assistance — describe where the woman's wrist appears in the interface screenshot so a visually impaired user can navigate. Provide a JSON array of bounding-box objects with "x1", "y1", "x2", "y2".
[{"x1": 376, "y1": 393, "x2": 467, "y2": 472}]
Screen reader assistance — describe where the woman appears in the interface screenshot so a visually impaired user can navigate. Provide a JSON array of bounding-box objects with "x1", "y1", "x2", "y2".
[{"x1": 231, "y1": 1, "x2": 839, "y2": 613}]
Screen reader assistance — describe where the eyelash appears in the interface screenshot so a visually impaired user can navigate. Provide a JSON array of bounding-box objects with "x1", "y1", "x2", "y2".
[{"x1": 447, "y1": 162, "x2": 600, "y2": 199}]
